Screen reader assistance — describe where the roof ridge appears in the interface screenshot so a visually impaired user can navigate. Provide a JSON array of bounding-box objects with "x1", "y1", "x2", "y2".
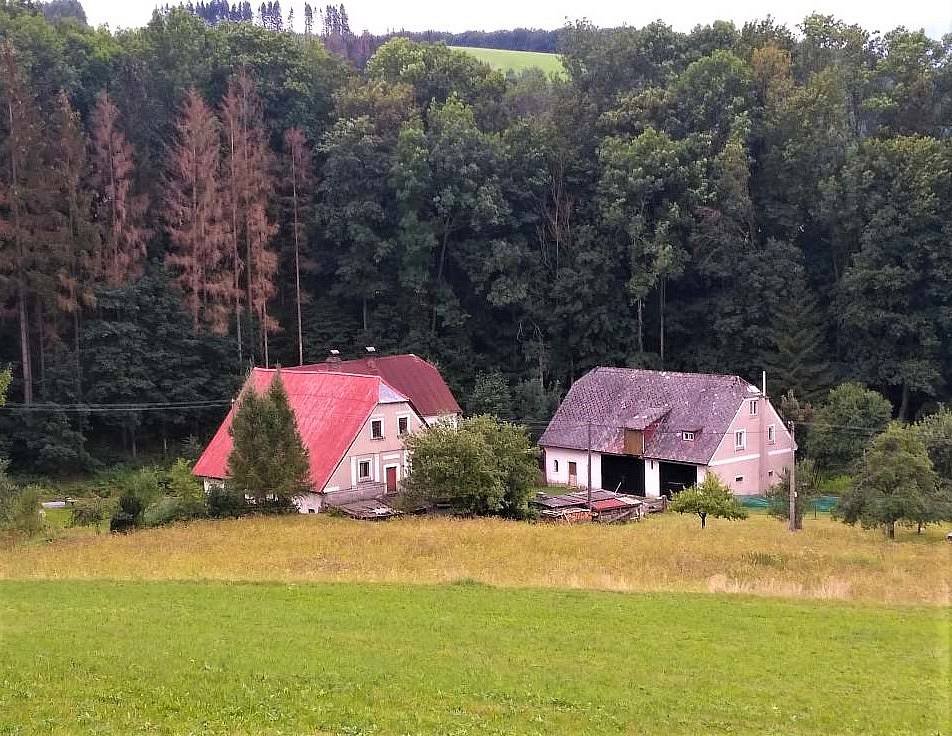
[{"x1": 593, "y1": 366, "x2": 750, "y2": 382}]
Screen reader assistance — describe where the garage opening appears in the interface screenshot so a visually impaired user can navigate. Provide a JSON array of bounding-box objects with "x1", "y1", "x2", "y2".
[
  {"x1": 601, "y1": 454, "x2": 645, "y2": 495},
  {"x1": 659, "y1": 461, "x2": 698, "y2": 497}
]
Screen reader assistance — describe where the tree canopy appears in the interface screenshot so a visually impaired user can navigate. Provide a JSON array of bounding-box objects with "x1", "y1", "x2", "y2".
[{"x1": 1, "y1": 4, "x2": 951, "y2": 472}]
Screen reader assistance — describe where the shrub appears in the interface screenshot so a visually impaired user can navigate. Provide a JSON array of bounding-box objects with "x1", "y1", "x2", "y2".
[
  {"x1": 402, "y1": 415, "x2": 538, "y2": 518},
  {"x1": 166, "y1": 458, "x2": 206, "y2": 519},
  {"x1": 70, "y1": 498, "x2": 109, "y2": 528},
  {"x1": 10, "y1": 485, "x2": 44, "y2": 537},
  {"x1": 109, "y1": 491, "x2": 145, "y2": 533},
  {"x1": 206, "y1": 484, "x2": 248, "y2": 518}
]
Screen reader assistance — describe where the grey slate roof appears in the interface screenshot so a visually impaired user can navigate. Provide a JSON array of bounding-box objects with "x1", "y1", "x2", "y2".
[{"x1": 538, "y1": 367, "x2": 760, "y2": 465}]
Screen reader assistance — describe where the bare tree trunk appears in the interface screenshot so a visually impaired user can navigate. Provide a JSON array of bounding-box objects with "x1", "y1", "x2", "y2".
[
  {"x1": 637, "y1": 299, "x2": 644, "y2": 355},
  {"x1": 659, "y1": 279, "x2": 665, "y2": 366},
  {"x1": 18, "y1": 287, "x2": 33, "y2": 405},
  {"x1": 291, "y1": 151, "x2": 303, "y2": 365},
  {"x1": 431, "y1": 222, "x2": 452, "y2": 334},
  {"x1": 898, "y1": 383, "x2": 910, "y2": 420}
]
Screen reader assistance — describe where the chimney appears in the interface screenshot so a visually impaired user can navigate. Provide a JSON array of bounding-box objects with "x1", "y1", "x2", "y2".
[{"x1": 325, "y1": 349, "x2": 341, "y2": 370}]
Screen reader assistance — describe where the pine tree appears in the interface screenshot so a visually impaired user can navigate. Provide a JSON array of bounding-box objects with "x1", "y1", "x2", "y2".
[
  {"x1": 282, "y1": 127, "x2": 312, "y2": 365},
  {"x1": 51, "y1": 90, "x2": 98, "y2": 392},
  {"x1": 164, "y1": 89, "x2": 232, "y2": 334},
  {"x1": 89, "y1": 90, "x2": 148, "y2": 287},
  {"x1": 220, "y1": 70, "x2": 278, "y2": 366},
  {"x1": 303, "y1": 3, "x2": 313, "y2": 35}
]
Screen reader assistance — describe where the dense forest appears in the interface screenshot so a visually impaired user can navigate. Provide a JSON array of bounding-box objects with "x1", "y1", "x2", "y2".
[{"x1": 1, "y1": 0, "x2": 950, "y2": 475}]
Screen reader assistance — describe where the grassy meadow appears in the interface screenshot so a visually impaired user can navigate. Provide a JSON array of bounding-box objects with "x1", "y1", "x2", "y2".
[
  {"x1": 450, "y1": 46, "x2": 566, "y2": 76},
  {"x1": 1, "y1": 579, "x2": 949, "y2": 735},
  {"x1": 2, "y1": 513, "x2": 949, "y2": 605}
]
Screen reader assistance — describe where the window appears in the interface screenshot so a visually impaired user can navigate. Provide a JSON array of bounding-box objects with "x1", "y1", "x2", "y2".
[
  {"x1": 358, "y1": 460, "x2": 372, "y2": 481},
  {"x1": 749, "y1": 399, "x2": 758, "y2": 416},
  {"x1": 682, "y1": 431, "x2": 695, "y2": 441},
  {"x1": 767, "y1": 424, "x2": 776, "y2": 444},
  {"x1": 398, "y1": 416, "x2": 409, "y2": 436},
  {"x1": 735, "y1": 475, "x2": 744, "y2": 483},
  {"x1": 308, "y1": 509, "x2": 316, "y2": 514},
  {"x1": 370, "y1": 419, "x2": 383, "y2": 439},
  {"x1": 734, "y1": 429, "x2": 746, "y2": 450},
  {"x1": 553, "y1": 459, "x2": 559, "y2": 472},
  {"x1": 768, "y1": 470, "x2": 774, "y2": 478}
]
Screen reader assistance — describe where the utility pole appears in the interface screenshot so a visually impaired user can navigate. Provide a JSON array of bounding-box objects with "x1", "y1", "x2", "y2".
[
  {"x1": 587, "y1": 420, "x2": 593, "y2": 511},
  {"x1": 788, "y1": 420, "x2": 797, "y2": 532}
]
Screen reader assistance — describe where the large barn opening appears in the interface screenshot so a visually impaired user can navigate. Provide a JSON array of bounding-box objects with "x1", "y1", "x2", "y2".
[
  {"x1": 601, "y1": 454, "x2": 645, "y2": 495},
  {"x1": 659, "y1": 461, "x2": 698, "y2": 497}
]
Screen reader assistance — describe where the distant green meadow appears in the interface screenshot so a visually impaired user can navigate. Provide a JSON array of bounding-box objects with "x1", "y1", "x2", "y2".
[
  {"x1": 450, "y1": 46, "x2": 565, "y2": 76},
  {"x1": 1, "y1": 580, "x2": 947, "y2": 735}
]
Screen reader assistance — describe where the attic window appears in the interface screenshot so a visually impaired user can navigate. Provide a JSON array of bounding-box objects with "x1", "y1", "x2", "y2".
[
  {"x1": 734, "y1": 429, "x2": 746, "y2": 450},
  {"x1": 749, "y1": 399, "x2": 758, "y2": 416},
  {"x1": 398, "y1": 416, "x2": 409, "y2": 436},
  {"x1": 767, "y1": 424, "x2": 776, "y2": 444},
  {"x1": 682, "y1": 431, "x2": 696, "y2": 441},
  {"x1": 371, "y1": 419, "x2": 384, "y2": 439}
]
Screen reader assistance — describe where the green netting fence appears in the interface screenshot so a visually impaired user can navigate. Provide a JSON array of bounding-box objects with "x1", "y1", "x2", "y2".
[{"x1": 738, "y1": 495, "x2": 839, "y2": 512}]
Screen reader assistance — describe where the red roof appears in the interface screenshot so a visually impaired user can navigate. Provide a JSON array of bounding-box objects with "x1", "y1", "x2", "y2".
[
  {"x1": 193, "y1": 369, "x2": 395, "y2": 488},
  {"x1": 292, "y1": 354, "x2": 461, "y2": 418}
]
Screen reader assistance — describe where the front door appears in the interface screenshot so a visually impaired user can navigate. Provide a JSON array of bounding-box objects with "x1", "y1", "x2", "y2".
[
  {"x1": 568, "y1": 461, "x2": 578, "y2": 486},
  {"x1": 385, "y1": 466, "x2": 398, "y2": 494}
]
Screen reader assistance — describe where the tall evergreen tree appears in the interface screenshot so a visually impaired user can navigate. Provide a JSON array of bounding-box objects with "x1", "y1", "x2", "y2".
[
  {"x1": 282, "y1": 127, "x2": 313, "y2": 365},
  {"x1": 89, "y1": 90, "x2": 149, "y2": 287},
  {"x1": 165, "y1": 88, "x2": 232, "y2": 334}
]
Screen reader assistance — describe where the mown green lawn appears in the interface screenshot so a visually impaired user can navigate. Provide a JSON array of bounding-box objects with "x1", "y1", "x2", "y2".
[
  {"x1": 1, "y1": 581, "x2": 948, "y2": 735},
  {"x1": 449, "y1": 46, "x2": 565, "y2": 76}
]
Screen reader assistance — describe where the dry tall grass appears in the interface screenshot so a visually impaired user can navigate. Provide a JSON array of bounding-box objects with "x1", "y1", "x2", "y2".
[{"x1": 1, "y1": 513, "x2": 949, "y2": 605}]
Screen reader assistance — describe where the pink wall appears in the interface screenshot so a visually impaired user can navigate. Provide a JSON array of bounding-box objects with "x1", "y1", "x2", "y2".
[
  {"x1": 322, "y1": 399, "x2": 423, "y2": 492},
  {"x1": 707, "y1": 394, "x2": 795, "y2": 495}
]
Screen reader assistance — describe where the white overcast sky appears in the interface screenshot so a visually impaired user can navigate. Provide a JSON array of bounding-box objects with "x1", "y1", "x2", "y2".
[{"x1": 82, "y1": 0, "x2": 952, "y2": 39}]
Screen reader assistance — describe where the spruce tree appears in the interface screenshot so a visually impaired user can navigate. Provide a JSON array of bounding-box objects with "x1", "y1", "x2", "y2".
[{"x1": 227, "y1": 371, "x2": 310, "y2": 512}]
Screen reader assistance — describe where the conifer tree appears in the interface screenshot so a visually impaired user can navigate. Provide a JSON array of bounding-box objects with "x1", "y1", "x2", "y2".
[
  {"x1": 220, "y1": 70, "x2": 278, "y2": 365},
  {"x1": 89, "y1": 90, "x2": 149, "y2": 287},
  {"x1": 227, "y1": 371, "x2": 309, "y2": 511},
  {"x1": 0, "y1": 42, "x2": 61, "y2": 405},
  {"x1": 165, "y1": 89, "x2": 232, "y2": 334},
  {"x1": 51, "y1": 90, "x2": 98, "y2": 391}
]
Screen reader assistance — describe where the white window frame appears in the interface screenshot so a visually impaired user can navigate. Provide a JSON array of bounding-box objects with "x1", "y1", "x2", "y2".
[
  {"x1": 357, "y1": 459, "x2": 372, "y2": 482},
  {"x1": 370, "y1": 416, "x2": 384, "y2": 440},
  {"x1": 735, "y1": 475, "x2": 744, "y2": 483},
  {"x1": 734, "y1": 429, "x2": 746, "y2": 450},
  {"x1": 749, "y1": 399, "x2": 758, "y2": 416},
  {"x1": 397, "y1": 414, "x2": 410, "y2": 437},
  {"x1": 682, "y1": 431, "x2": 695, "y2": 441},
  {"x1": 767, "y1": 423, "x2": 776, "y2": 444}
]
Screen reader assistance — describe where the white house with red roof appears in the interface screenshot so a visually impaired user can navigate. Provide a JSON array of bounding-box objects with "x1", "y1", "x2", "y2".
[
  {"x1": 539, "y1": 368, "x2": 795, "y2": 497},
  {"x1": 193, "y1": 367, "x2": 429, "y2": 513}
]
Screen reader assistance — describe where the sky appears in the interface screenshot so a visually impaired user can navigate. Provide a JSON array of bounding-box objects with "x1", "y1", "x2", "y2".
[{"x1": 81, "y1": 0, "x2": 952, "y2": 39}]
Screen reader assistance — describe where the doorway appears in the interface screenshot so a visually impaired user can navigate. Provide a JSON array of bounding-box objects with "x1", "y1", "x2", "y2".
[
  {"x1": 568, "y1": 461, "x2": 578, "y2": 486},
  {"x1": 385, "y1": 465, "x2": 398, "y2": 494}
]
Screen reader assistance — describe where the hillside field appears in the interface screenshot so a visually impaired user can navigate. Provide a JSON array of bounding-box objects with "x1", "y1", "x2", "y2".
[
  {"x1": 1, "y1": 579, "x2": 949, "y2": 735},
  {"x1": 3, "y1": 513, "x2": 949, "y2": 604},
  {"x1": 449, "y1": 45, "x2": 565, "y2": 75},
  {"x1": 2, "y1": 515, "x2": 949, "y2": 734}
]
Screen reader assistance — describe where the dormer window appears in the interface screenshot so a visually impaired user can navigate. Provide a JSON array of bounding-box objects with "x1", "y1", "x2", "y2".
[
  {"x1": 749, "y1": 399, "x2": 758, "y2": 416},
  {"x1": 682, "y1": 431, "x2": 695, "y2": 441}
]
